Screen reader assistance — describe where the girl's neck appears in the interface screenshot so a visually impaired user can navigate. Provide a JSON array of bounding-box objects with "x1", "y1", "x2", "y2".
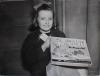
[{"x1": 40, "y1": 29, "x2": 50, "y2": 34}]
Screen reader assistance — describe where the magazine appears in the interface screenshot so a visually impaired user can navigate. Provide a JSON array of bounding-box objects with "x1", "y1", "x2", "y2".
[{"x1": 50, "y1": 37, "x2": 92, "y2": 67}]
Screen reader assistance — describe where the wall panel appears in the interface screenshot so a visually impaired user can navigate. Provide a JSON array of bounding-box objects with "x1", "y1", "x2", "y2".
[{"x1": 87, "y1": 0, "x2": 100, "y2": 74}]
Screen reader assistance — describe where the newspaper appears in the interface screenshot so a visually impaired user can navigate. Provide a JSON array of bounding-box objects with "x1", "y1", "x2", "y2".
[{"x1": 50, "y1": 37, "x2": 92, "y2": 67}]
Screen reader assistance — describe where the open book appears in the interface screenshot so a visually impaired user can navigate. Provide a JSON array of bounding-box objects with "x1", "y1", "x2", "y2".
[{"x1": 50, "y1": 37, "x2": 92, "y2": 67}]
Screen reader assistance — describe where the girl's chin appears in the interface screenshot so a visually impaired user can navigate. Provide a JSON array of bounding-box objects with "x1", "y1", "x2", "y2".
[
  {"x1": 40, "y1": 29, "x2": 50, "y2": 32},
  {"x1": 43, "y1": 30, "x2": 50, "y2": 32},
  {"x1": 42, "y1": 28, "x2": 51, "y2": 31}
]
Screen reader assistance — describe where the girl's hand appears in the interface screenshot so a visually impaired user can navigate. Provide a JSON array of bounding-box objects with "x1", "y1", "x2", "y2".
[
  {"x1": 39, "y1": 33, "x2": 48, "y2": 42},
  {"x1": 41, "y1": 36, "x2": 51, "y2": 52}
]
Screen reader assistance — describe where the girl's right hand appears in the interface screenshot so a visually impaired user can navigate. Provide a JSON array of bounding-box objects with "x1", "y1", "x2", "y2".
[{"x1": 41, "y1": 37, "x2": 51, "y2": 52}]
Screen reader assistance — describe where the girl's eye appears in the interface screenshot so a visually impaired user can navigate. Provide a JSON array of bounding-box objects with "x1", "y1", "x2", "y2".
[
  {"x1": 49, "y1": 18, "x2": 53, "y2": 20},
  {"x1": 41, "y1": 18, "x2": 45, "y2": 20}
]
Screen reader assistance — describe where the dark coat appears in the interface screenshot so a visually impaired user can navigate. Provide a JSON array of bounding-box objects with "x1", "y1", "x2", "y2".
[{"x1": 21, "y1": 29, "x2": 65, "y2": 75}]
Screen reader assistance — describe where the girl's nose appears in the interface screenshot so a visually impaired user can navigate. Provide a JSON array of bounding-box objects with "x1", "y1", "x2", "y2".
[{"x1": 45, "y1": 20, "x2": 49, "y2": 24}]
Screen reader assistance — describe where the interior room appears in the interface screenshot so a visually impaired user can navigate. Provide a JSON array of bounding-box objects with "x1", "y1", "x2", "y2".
[{"x1": 0, "y1": 0, "x2": 99, "y2": 76}]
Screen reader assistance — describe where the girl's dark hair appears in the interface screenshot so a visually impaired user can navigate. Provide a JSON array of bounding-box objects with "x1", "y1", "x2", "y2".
[
  {"x1": 29, "y1": 3, "x2": 56, "y2": 32},
  {"x1": 37, "y1": 4, "x2": 53, "y2": 15}
]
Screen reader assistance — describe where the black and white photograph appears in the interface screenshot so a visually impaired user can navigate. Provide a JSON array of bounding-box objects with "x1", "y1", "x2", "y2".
[{"x1": 0, "y1": 0, "x2": 100, "y2": 76}]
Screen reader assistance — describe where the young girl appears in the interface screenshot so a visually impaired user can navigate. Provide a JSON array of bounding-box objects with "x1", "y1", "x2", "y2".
[{"x1": 21, "y1": 3, "x2": 65, "y2": 76}]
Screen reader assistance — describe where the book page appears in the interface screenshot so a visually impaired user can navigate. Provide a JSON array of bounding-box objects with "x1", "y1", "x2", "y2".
[{"x1": 50, "y1": 37, "x2": 92, "y2": 67}]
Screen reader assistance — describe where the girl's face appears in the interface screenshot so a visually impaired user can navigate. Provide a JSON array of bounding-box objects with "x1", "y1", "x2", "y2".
[{"x1": 37, "y1": 10, "x2": 53, "y2": 32}]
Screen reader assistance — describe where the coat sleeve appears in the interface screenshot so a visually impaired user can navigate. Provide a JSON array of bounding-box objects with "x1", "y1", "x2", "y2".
[{"x1": 21, "y1": 33, "x2": 44, "y2": 72}]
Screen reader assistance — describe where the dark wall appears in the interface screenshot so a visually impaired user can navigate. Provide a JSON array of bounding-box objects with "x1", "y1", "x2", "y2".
[{"x1": 0, "y1": 1, "x2": 32, "y2": 75}]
